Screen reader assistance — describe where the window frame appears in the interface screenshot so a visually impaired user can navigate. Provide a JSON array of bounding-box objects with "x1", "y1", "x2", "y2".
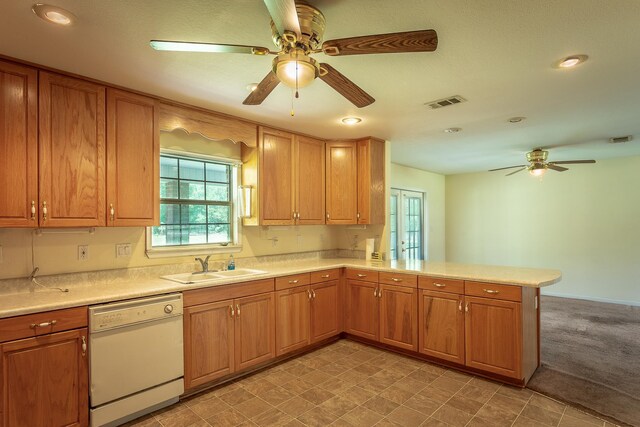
[{"x1": 145, "y1": 149, "x2": 243, "y2": 258}]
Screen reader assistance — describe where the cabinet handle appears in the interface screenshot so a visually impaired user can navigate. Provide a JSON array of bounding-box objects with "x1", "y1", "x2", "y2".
[
  {"x1": 357, "y1": 274, "x2": 367, "y2": 278},
  {"x1": 42, "y1": 201, "x2": 48, "y2": 222},
  {"x1": 391, "y1": 278, "x2": 403, "y2": 282},
  {"x1": 110, "y1": 203, "x2": 115, "y2": 221},
  {"x1": 458, "y1": 301, "x2": 463, "y2": 312},
  {"x1": 30, "y1": 320, "x2": 57, "y2": 329},
  {"x1": 433, "y1": 283, "x2": 446, "y2": 288},
  {"x1": 321, "y1": 274, "x2": 330, "y2": 279},
  {"x1": 373, "y1": 288, "x2": 378, "y2": 297},
  {"x1": 30, "y1": 201, "x2": 36, "y2": 221},
  {"x1": 483, "y1": 289, "x2": 499, "y2": 295},
  {"x1": 326, "y1": 212, "x2": 330, "y2": 220},
  {"x1": 229, "y1": 305, "x2": 235, "y2": 317},
  {"x1": 236, "y1": 304, "x2": 241, "y2": 317},
  {"x1": 465, "y1": 303, "x2": 469, "y2": 313},
  {"x1": 356, "y1": 212, "x2": 360, "y2": 220},
  {"x1": 296, "y1": 212, "x2": 300, "y2": 220},
  {"x1": 81, "y1": 336, "x2": 87, "y2": 357},
  {"x1": 307, "y1": 290, "x2": 312, "y2": 300},
  {"x1": 312, "y1": 290, "x2": 316, "y2": 299},
  {"x1": 288, "y1": 280, "x2": 299, "y2": 284}
]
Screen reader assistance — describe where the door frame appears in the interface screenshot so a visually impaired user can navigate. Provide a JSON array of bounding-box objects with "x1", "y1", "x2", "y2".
[{"x1": 390, "y1": 188, "x2": 426, "y2": 260}]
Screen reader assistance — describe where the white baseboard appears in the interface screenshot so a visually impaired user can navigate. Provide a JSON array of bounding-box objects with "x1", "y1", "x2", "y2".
[{"x1": 541, "y1": 291, "x2": 640, "y2": 307}]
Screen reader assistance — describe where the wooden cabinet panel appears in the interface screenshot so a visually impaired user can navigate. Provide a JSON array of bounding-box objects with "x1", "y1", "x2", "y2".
[
  {"x1": 345, "y1": 280, "x2": 379, "y2": 341},
  {"x1": 379, "y1": 284, "x2": 417, "y2": 351},
  {"x1": 379, "y1": 271, "x2": 417, "y2": 288},
  {"x1": 345, "y1": 268, "x2": 378, "y2": 283},
  {"x1": 184, "y1": 301, "x2": 235, "y2": 389},
  {"x1": 0, "y1": 60, "x2": 38, "y2": 227},
  {"x1": 325, "y1": 141, "x2": 357, "y2": 224},
  {"x1": 275, "y1": 287, "x2": 310, "y2": 355},
  {"x1": 234, "y1": 293, "x2": 275, "y2": 371},
  {"x1": 1, "y1": 328, "x2": 88, "y2": 427},
  {"x1": 259, "y1": 127, "x2": 294, "y2": 224},
  {"x1": 465, "y1": 296, "x2": 522, "y2": 379},
  {"x1": 275, "y1": 273, "x2": 310, "y2": 291},
  {"x1": 0, "y1": 306, "x2": 87, "y2": 343},
  {"x1": 310, "y1": 281, "x2": 339, "y2": 343},
  {"x1": 419, "y1": 290, "x2": 465, "y2": 364},
  {"x1": 183, "y1": 279, "x2": 274, "y2": 307},
  {"x1": 419, "y1": 276, "x2": 464, "y2": 294},
  {"x1": 310, "y1": 268, "x2": 341, "y2": 284},
  {"x1": 38, "y1": 71, "x2": 106, "y2": 227},
  {"x1": 295, "y1": 135, "x2": 325, "y2": 224},
  {"x1": 356, "y1": 138, "x2": 385, "y2": 224},
  {"x1": 465, "y1": 281, "x2": 522, "y2": 302},
  {"x1": 106, "y1": 88, "x2": 159, "y2": 226}
]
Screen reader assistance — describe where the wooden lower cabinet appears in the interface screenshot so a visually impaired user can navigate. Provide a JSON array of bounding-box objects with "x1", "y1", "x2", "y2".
[
  {"x1": 379, "y1": 284, "x2": 417, "y2": 351},
  {"x1": 344, "y1": 280, "x2": 379, "y2": 341},
  {"x1": 464, "y1": 296, "x2": 522, "y2": 378},
  {"x1": 184, "y1": 293, "x2": 275, "y2": 390},
  {"x1": 1, "y1": 328, "x2": 89, "y2": 427},
  {"x1": 419, "y1": 290, "x2": 465, "y2": 364},
  {"x1": 310, "y1": 281, "x2": 339, "y2": 343}
]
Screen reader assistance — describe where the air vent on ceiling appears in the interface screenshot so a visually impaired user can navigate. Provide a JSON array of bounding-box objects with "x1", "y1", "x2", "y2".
[
  {"x1": 425, "y1": 95, "x2": 467, "y2": 109},
  {"x1": 608, "y1": 135, "x2": 632, "y2": 144}
]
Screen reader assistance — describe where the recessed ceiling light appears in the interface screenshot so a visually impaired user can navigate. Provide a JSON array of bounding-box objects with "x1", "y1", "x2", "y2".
[
  {"x1": 341, "y1": 117, "x2": 362, "y2": 125},
  {"x1": 246, "y1": 83, "x2": 258, "y2": 92},
  {"x1": 32, "y1": 4, "x2": 76, "y2": 25},
  {"x1": 444, "y1": 127, "x2": 461, "y2": 133},
  {"x1": 556, "y1": 54, "x2": 588, "y2": 69},
  {"x1": 508, "y1": 117, "x2": 526, "y2": 123}
]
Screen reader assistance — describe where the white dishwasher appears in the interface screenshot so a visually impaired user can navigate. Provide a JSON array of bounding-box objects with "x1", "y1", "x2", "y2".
[{"x1": 89, "y1": 293, "x2": 184, "y2": 427}]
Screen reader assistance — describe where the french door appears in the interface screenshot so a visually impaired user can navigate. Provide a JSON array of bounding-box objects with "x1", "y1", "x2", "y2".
[{"x1": 390, "y1": 189, "x2": 424, "y2": 260}]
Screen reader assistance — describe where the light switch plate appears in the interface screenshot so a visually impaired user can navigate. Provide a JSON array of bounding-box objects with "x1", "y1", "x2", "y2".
[
  {"x1": 116, "y1": 243, "x2": 132, "y2": 258},
  {"x1": 78, "y1": 245, "x2": 88, "y2": 261}
]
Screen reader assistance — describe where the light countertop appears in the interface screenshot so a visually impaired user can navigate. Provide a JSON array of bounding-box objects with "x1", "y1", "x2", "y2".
[{"x1": 0, "y1": 258, "x2": 561, "y2": 319}]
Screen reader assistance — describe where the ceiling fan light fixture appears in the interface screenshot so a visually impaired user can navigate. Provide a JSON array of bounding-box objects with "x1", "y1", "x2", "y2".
[
  {"x1": 528, "y1": 163, "x2": 547, "y2": 177},
  {"x1": 273, "y1": 50, "x2": 318, "y2": 89},
  {"x1": 556, "y1": 54, "x2": 588, "y2": 69},
  {"x1": 341, "y1": 117, "x2": 362, "y2": 125},
  {"x1": 32, "y1": 4, "x2": 75, "y2": 26}
]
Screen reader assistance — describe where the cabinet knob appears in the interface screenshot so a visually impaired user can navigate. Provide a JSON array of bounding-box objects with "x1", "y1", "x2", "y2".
[
  {"x1": 307, "y1": 289, "x2": 312, "y2": 300},
  {"x1": 110, "y1": 203, "x2": 115, "y2": 221},
  {"x1": 30, "y1": 201, "x2": 36, "y2": 221},
  {"x1": 311, "y1": 289, "x2": 316, "y2": 299},
  {"x1": 42, "y1": 201, "x2": 48, "y2": 221},
  {"x1": 326, "y1": 212, "x2": 330, "y2": 220},
  {"x1": 236, "y1": 304, "x2": 241, "y2": 317},
  {"x1": 458, "y1": 301, "x2": 463, "y2": 312},
  {"x1": 229, "y1": 305, "x2": 235, "y2": 317},
  {"x1": 373, "y1": 288, "x2": 378, "y2": 297},
  {"x1": 356, "y1": 212, "x2": 360, "y2": 220},
  {"x1": 465, "y1": 303, "x2": 469, "y2": 313},
  {"x1": 81, "y1": 336, "x2": 87, "y2": 357}
]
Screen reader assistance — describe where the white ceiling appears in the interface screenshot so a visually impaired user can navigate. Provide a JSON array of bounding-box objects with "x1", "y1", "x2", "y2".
[{"x1": 2, "y1": 0, "x2": 640, "y2": 174}]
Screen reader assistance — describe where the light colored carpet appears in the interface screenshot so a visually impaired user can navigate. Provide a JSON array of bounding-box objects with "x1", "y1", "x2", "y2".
[{"x1": 528, "y1": 295, "x2": 640, "y2": 427}]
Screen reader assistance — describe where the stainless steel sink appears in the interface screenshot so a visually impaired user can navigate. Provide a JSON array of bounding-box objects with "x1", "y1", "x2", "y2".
[{"x1": 162, "y1": 268, "x2": 267, "y2": 284}]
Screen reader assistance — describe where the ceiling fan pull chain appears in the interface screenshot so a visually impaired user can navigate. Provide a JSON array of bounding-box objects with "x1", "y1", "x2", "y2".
[{"x1": 291, "y1": 90, "x2": 295, "y2": 117}]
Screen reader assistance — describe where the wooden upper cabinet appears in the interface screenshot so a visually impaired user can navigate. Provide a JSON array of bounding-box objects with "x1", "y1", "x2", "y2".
[
  {"x1": 106, "y1": 89, "x2": 159, "y2": 226},
  {"x1": 38, "y1": 71, "x2": 106, "y2": 227},
  {"x1": 357, "y1": 138, "x2": 385, "y2": 224},
  {"x1": 295, "y1": 135, "x2": 325, "y2": 224},
  {"x1": 419, "y1": 290, "x2": 465, "y2": 364},
  {"x1": 0, "y1": 61, "x2": 38, "y2": 227},
  {"x1": 379, "y1": 284, "x2": 417, "y2": 351},
  {"x1": 259, "y1": 127, "x2": 295, "y2": 225},
  {"x1": 325, "y1": 141, "x2": 357, "y2": 224}
]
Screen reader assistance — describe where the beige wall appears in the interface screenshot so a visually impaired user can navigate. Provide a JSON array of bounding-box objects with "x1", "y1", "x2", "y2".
[{"x1": 445, "y1": 155, "x2": 640, "y2": 305}]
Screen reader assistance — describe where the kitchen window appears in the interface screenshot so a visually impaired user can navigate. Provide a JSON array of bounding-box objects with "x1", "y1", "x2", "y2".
[{"x1": 146, "y1": 150, "x2": 242, "y2": 257}]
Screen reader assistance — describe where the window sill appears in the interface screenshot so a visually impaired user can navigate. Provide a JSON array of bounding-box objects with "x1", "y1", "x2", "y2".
[{"x1": 146, "y1": 244, "x2": 242, "y2": 259}]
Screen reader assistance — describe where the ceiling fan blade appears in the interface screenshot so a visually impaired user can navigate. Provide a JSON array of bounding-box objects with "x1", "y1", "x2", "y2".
[
  {"x1": 150, "y1": 40, "x2": 271, "y2": 55},
  {"x1": 263, "y1": 0, "x2": 301, "y2": 39},
  {"x1": 547, "y1": 164, "x2": 569, "y2": 172},
  {"x1": 550, "y1": 160, "x2": 596, "y2": 165},
  {"x1": 489, "y1": 164, "x2": 527, "y2": 172},
  {"x1": 322, "y1": 29, "x2": 438, "y2": 56},
  {"x1": 319, "y1": 64, "x2": 375, "y2": 108},
  {"x1": 243, "y1": 71, "x2": 280, "y2": 105},
  {"x1": 506, "y1": 167, "x2": 527, "y2": 176}
]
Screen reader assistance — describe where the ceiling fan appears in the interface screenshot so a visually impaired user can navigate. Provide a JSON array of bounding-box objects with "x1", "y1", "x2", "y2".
[
  {"x1": 149, "y1": 0, "x2": 437, "y2": 108},
  {"x1": 489, "y1": 149, "x2": 596, "y2": 177}
]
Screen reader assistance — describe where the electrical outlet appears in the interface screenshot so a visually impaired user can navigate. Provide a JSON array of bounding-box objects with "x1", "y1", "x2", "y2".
[
  {"x1": 116, "y1": 243, "x2": 132, "y2": 258},
  {"x1": 78, "y1": 245, "x2": 89, "y2": 261}
]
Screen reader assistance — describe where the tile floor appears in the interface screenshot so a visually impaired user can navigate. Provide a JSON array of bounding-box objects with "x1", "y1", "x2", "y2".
[{"x1": 125, "y1": 340, "x2": 617, "y2": 427}]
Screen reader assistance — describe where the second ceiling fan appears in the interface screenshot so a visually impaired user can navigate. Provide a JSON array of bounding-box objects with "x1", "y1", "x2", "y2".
[{"x1": 150, "y1": 0, "x2": 438, "y2": 107}]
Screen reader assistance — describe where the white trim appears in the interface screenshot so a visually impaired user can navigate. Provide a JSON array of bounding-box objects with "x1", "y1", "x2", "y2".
[
  {"x1": 541, "y1": 290, "x2": 640, "y2": 307},
  {"x1": 161, "y1": 148, "x2": 242, "y2": 166}
]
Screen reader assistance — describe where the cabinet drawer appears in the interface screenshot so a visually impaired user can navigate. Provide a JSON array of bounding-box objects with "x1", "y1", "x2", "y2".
[
  {"x1": 345, "y1": 268, "x2": 378, "y2": 283},
  {"x1": 184, "y1": 278, "x2": 275, "y2": 307},
  {"x1": 0, "y1": 306, "x2": 87, "y2": 343},
  {"x1": 379, "y1": 271, "x2": 417, "y2": 288},
  {"x1": 419, "y1": 276, "x2": 464, "y2": 294},
  {"x1": 465, "y1": 281, "x2": 522, "y2": 302},
  {"x1": 275, "y1": 273, "x2": 311, "y2": 291},
  {"x1": 310, "y1": 269, "x2": 341, "y2": 284}
]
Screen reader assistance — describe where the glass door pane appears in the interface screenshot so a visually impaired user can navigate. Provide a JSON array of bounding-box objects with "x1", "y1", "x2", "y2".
[
  {"x1": 389, "y1": 189, "x2": 424, "y2": 261},
  {"x1": 389, "y1": 192, "x2": 399, "y2": 260}
]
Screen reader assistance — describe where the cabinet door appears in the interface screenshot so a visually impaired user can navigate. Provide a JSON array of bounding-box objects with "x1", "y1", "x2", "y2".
[
  {"x1": 184, "y1": 301, "x2": 235, "y2": 390},
  {"x1": 310, "y1": 281, "x2": 339, "y2": 343},
  {"x1": 1, "y1": 328, "x2": 88, "y2": 427},
  {"x1": 419, "y1": 290, "x2": 465, "y2": 364},
  {"x1": 356, "y1": 138, "x2": 385, "y2": 225},
  {"x1": 325, "y1": 141, "x2": 357, "y2": 224},
  {"x1": 0, "y1": 61, "x2": 38, "y2": 227},
  {"x1": 275, "y1": 287, "x2": 310, "y2": 356},
  {"x1": 379, "y1": 284, "x2": 417, "y2": 351},
  {"x1": 344, "y1": 280, "x2": 378, "y2": 340},
  {"x1": 295, "y1": 135, "x2": 325, "y2": 224},
  {"x1": 465, "y1": 296, "x2": 522, "y2": 379},
  {"x1": 259, "y1": 127, "x2": 294, "y2": 225},
  {"x1": 106, "y1": 89, "x2": 159, "y2": 226},
  {"x1": 235, "y1": 293, "x2": 275, "y2": 371},
  {"x1": 39, "y1": 72, "x2": 106, "y2": 227}
]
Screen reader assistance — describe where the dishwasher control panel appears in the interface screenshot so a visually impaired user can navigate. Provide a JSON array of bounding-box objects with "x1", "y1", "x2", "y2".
[{"x1": 89, "y1": 293, "x2": 183, "y2": 333}]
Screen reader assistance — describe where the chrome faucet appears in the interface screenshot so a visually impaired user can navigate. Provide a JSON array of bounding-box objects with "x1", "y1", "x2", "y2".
[{"x1": 195, "y1": 255, "x2": 212, "y2": 273}]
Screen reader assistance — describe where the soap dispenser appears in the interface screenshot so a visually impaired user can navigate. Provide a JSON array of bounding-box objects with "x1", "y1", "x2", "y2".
[{"x1": 227, "y1": 254, "x2": 235, "y2": 271}]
